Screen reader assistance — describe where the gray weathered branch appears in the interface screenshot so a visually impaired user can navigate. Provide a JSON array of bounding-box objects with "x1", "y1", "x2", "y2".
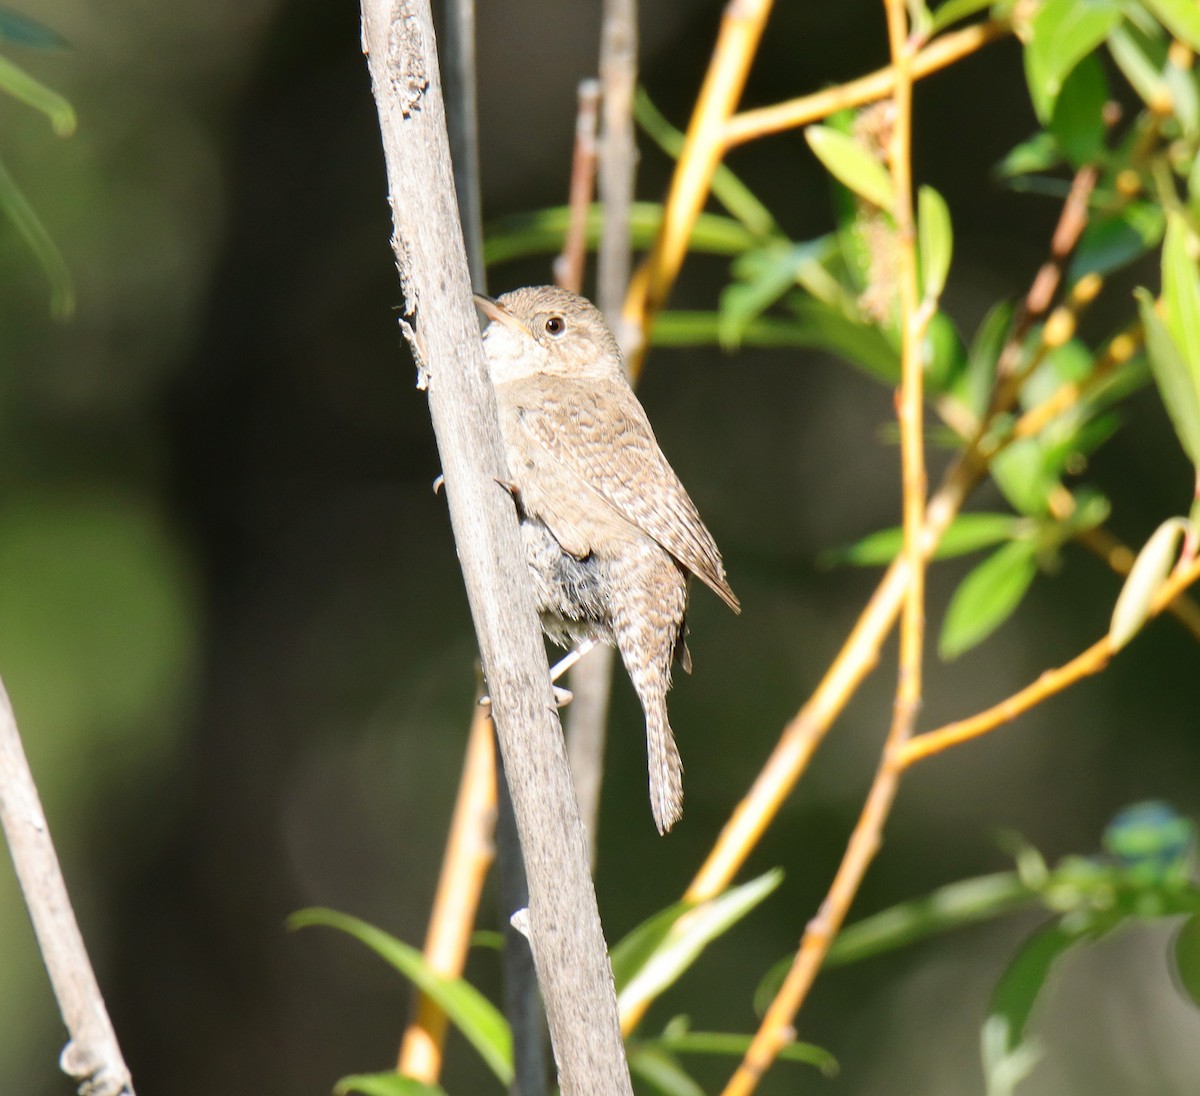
[
  {"x1": 0, "y1": 675, "x2": 135, "y2": 1096},
  {"x1": 358, "y1": 2, "x2": 633, "y2": 1092}
]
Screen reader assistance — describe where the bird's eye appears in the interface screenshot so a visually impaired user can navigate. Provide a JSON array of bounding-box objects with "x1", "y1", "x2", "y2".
[{"x1": 544, "y1": 315, "x2": 567, "y2": 337}]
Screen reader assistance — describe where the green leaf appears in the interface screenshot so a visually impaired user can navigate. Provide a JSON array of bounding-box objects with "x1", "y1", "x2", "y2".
[
  {"x1": 991, "y1": 437, "x2": 1053, "y2": 516},
  {"x1": 1025, "y1": 0, "x2": 1122, "y2": 122},
  {"x1": 988, "y1": 921, "x2": 1093, "y2": 1058},
  {"x1": 650, "y1": 1029, "x2": 837, "y2": 1076},
  {"x1": 0, "y1": 53, "x2": 75, "y2": 135},
  {"x1": 1142, "y1": 0, "x2": 1200, "y2": 51},
  {"x1": 1162, "y1": 213, "x2": 1200, "y2": 397},
  {"x1": 805, "y1": 125, "x2": 896, "y2": 210},
  {"x1": 719, "y1": 237, "x2": 840, "y2": 349},
  {"x1": 288, "y1": 909, "x2": 512, "y2": 1085},
  {"x1": 1172, "y1": 914, "x2": 1200, "y2": 1008},
  {"x1": 980, "y1": 1015, "x2": 1043, "y2": 1096},
  {"x1": 0, "y1": 8, "x2": 70, "y2": 48},
  {"x1": 822, "y1": 513, "x2": 1022, "y2": 567},
  {"x1": 634, "y1": 89, "x2": 779, "y2": 239},
  {"x1": 0, "y1": 153, "x2": 73, "y2": 317},
  {"x1": 930, "y1": 0, "x2": 995, "y2": 33},
  {"x1": 483, "y1": 203, "x2": 757, "y2": 267},
  {"x1": 335, "y1": 1075, "x2": 448, "y2": 1096},
  {"x1": 918, "y1": 185, "x2": 953, "y2": 303},
  {"x1": 1109, "y1": 516, "x2": 1189, "y2": 650},
  {"x1": 924, "y1": 308, "x2": 969, "y2": 394},
  {"x1": 786, "y1": 297, "x2": 900, "y2": 381},
  {"x1": 940, "y1": 539, "x2": 1039, "y2": 658},
  {"x1": 960, "y1": 300, "x2": 1016, "y2": 417},
  {"x1": 1137, "y1": 287, "x2": 1200, "y2": 465},
  {"x1": 755, "y1": 873, "x2": 1038, "y2": 1015},
  {"x1": 1049, "y1": 53, "x2": 1109, "y2": 166},
  {"x1": 614, "y1": 870, "x2": 783, "y2": 1021},
  {"x1": 994, "y1": 131, "x2": 1062, "y2": 180},
  {"x1": 1107, "y1": 23, "x2": 1168, "y2": 110},
  {"x1": 829, "y1": 873, "x2": 1038, "y2": 966},
  {"x1": 627, "y1": 1045, "x2": 706, "y2": 1096},
  {"x1": 1069, "y1": 202, "x2": 1166, "y2": 280}
]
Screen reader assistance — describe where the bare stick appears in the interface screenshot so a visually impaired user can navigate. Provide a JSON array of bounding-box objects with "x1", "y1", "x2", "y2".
[
  {"x1": 554, "y1": 80, "x2": 601, "y2": 294},
  {"x1": 0, "y1": 675, "x2": 135, "y2": 1096},
  {"x1": 358, "y1": 4, "x2": 633, "y2": 1092},
  {"x1": 441, "y1": 0, "x2": 485, "y2": 290}
]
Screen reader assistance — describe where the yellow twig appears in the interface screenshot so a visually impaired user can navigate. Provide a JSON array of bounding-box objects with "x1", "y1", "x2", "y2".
[
  {"x1": 720, "y1": 6, "x2": 924, "y2": 1089},
  {"x1": 723, "y1": 19, "x2": 1010, "y2": 148},
  {"x1": 397, "y1": 701, "x2": 497, "y2": 1081},
  {"x1": 622, "y1": 0, "x2": 774, "y2": 378},
  {"x1": 898, "y1": 558, "x2": 1200, "y2": 767}
]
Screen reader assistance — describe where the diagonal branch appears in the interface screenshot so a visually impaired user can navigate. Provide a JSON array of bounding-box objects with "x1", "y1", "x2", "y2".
[{"x1": 0, "y1": 675, "x2": 135, "y2": 1096}]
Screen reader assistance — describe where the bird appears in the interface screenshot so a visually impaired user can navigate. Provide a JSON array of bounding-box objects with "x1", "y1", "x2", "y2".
[{"x1": 475, "y1": 285, "x2": 739, "y2": 833}]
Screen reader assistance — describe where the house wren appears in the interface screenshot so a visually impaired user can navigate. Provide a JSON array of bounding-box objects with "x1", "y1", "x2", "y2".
[{"x1": 475, "y1": 286, "x2": 739, "y2": 834}]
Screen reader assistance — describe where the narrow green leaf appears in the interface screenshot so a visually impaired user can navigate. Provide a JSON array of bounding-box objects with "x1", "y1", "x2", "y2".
[
  {"x1": 335, "y1": 1075, "x2": 448, "y2": 1096},
  {"x1": 0, "y1": 54, "x2": 75, "y2": 135},
  {"x1": 828, "y1": 873, "x2": 1038, "y2": 966},
  {"x1": 289, "y1": 909, "x2": 512, "y2": 1084},
  {"x1": 960, "y1": 300, "x2": 1015, "y2": 417},
  {"x1": 1172, "y1": 914, "x2": 1200, "y2": 1008},
  {"x1": 940, "y1": 539, "x2": 1039, "y2": 659},
  {"x1": 822, "y1": 513, "x2": 1022, "y2": 568},
  {"x1": 1109, "y1": 516, "x2": 1189, "y2": 650},
  {"x1": 483, "y1": 203, "x2": 756, "y2": 266},
  {"x1": 651, "y1": 1030, "x2": 837, "y2": 1075},
  {"x1": 634, "y1": 89, "x2": 779, "y2": 239},
  {"x1": 805, "y1": 125, "x2": 896, "y2": 210},
  {"x1": 0, "y1": 8, "x2": 70, "y2": 48},
  {"x1": 615, "y1": 869, "x2": 783, "y2": 1021},
  {"x1": 918, "y1": 185, "x2": 953, "y2": 303},
  {"x1": 990, "y1": 437, "x2": 1053, "y2": 516},
  {"x1": 930, "y1": 0, "x2": 995, "y2": 33},
  {"x1": 628, "y1": 1046, "x2": 706, "y2": 1096},
  {"x1": 1137, "y1": 288, "x2": 1200, "y2": 465},
  {"x1": 1069, "y1": 202, "x2": 1166, "y2": 281},
  {"x1": 1142, "y1": 0, "x2": 1200, "y2": 51},
  {"x1": 0, "y1": 153, "x2": 73, "y2": 318},
  {"x1": 981, "y1": 1015, "x2": 1043, "y2": 1096},
  {"x1": 720, "y1": 237, "x2": 838, "y2": 349},
  {"x1": 994, "y1": 131, "x2": 1062, "y2": 180},
  {"x1": 1025, "y1": 0, "x2": 1121, "y2": 122},
  {"x1": 1107, "y1": 24, "x2": 1168, "y2": 110},
  {"x1": 989, "y1": 921, "x2": 1093, "y2": 1055},
  {"x1": 1049, "y1": 53, "x2": 1109, "y2": 167},
  {"x1": 1162, "y1": 213, "x2": 1200, "y2": 399}
]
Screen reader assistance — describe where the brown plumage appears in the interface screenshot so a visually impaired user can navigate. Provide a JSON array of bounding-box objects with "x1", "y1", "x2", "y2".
[{"x1": 477, "y1": 286, "x2": 739, "y2": 833}]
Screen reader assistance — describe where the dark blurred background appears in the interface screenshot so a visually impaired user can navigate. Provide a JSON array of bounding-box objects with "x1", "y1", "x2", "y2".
[{"x1": 1, "y1": 2, "x2": 1198, "y2": 1094}]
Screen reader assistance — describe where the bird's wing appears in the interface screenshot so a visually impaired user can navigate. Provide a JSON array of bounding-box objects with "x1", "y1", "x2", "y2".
[{"x1": 508, "y1": 376, "x2": 740, "y2": 612}]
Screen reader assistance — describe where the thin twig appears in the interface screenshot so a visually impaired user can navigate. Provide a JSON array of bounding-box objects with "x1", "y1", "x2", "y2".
[
  {"x1": 563, "y1": 0, "x2": 641, "y2": 869},
  {"x1": 397, "y1": 697, "x2": 497, "y2": 1080},
  {"x1": 0, "y1": 675, "x2": 135, "y2": 1096},
  {"x1": 722, "y1": 19, "x2": 1010, "y2": 148},
  {"x1": 899, "y1": 557, "x2": 1200, "y2": 767},
  {"x1": 553, "y1": 80, "x2": 602, "y2": 294},
  {"x1": 622, "y1": 0, "x2": 774, "y2": 378},
  {"x1": 720, "y1": 6, "x2": 924, "y2": 1089},
  {"x1": 441, "y1": 0, "x2": 485, "y2": 291}
]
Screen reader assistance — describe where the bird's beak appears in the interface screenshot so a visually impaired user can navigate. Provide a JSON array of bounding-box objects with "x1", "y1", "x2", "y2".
[{"x1": 473, "y1": 293, "x2": 529, "y2": 335}]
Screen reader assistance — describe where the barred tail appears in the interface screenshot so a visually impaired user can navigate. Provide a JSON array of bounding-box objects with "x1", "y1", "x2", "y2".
[{"x1": 647, "y1": 708, "x2": 684, "y2": 834}]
